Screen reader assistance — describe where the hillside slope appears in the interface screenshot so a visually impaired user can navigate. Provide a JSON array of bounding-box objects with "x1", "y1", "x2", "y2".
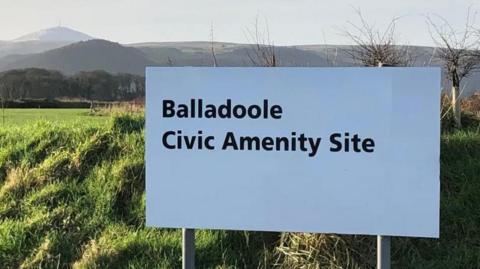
[
  {"x1": 0, "y1": 41, "x2": 73, "y2": 58},
  {"x1": 133, "y1": 42, "x2": 338, "y2": 67},
  {"x1": 0, "y1": 40, "x2": 155, "y2": 75},
  {"x1": 13, "y1": 27, "x2": 93, "y2": 43}
]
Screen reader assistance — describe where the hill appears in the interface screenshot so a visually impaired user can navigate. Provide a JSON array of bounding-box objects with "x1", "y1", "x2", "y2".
[
  {"x1": 0, "y1": 41, "x2": 73, "y2": 58},
  {"x1": 13, "y1": 26, "x2": 94, "y2": 43},
  {"x1": 0, "y1": 27, "x2": 94, "y2": 58},
  {"x1": 133, "y1": 42, "x2": 336, "y2": 67},
  {"x1": 0, "y1": 40, "x2": 155, "y2": 75}
]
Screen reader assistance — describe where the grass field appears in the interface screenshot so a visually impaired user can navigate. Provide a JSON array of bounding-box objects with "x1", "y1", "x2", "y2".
[
  {"x1": 0, "y1": 110, "x2": 479, "y2": 268},
  {"x1": 0, "y1": 109, "x2": 108, "y2": 127}
]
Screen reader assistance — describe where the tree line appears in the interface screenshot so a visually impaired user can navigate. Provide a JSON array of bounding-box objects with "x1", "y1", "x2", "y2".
[{"x1": 0, "y1": 68, "x2": 145, "y2": 102}]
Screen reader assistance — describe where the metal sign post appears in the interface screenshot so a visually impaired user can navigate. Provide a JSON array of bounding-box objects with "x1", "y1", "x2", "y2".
[
  {"x1": 182, "y1": 228, "x2": 195, "y2": 269},
  {"x1": 377, "y1": 235, "x2": 391, "y2": 269},
  {"x1": 376, "y1": 63, "x2": 391, "y2": 269}
]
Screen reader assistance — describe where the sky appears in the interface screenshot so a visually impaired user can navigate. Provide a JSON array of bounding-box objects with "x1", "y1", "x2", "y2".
[{"x1": 0, "y1": 0, "x2": 478, "y2": 46}]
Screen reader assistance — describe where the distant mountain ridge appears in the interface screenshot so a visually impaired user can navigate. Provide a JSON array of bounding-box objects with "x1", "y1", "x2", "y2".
[
  {"x1": 0, "y1": 27, "x2": 479, "y2": 96},
  {"x1": 0, "y1": 40, "x2": 72, "y2": 58},
  {"x1": 0, "y1": 39, "x2": 155, "y2": 75},
  {"x1": 13, "y1": 26, "x2": 94, "y2": 42},
  {"x1": 0, "y1": 27, "x2": 95, "y2": 58}
]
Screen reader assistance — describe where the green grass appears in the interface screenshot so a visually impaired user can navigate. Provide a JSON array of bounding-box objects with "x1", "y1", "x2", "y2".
[
  {"x1": 0, "y1": 114, "x2": 272, "y2": 269},
  {"x1": 0, "y1": 109, "x2": 108, "y2": 127},
  {"x1": 0, "y1": 112, "x2": 479, "y2": 268}
]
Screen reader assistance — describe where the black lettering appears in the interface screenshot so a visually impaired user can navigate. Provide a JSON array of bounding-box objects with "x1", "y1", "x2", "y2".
[
  {"x1": 184, "y1": 134, "x2": 196, "y2": 149},
  {"x1": 222, "y1": 132, "x2": 238, "y2": 150},
  {"x1": 298, "y1": 134, "x2": 308, "y2": 152},
  {"x1": 276, "y1": 137, "x2": 289, "y2": 151},
  {"x1": 271, "y1": 104, "x2": 282, "y2": 119},
  {"x1": 233, "y1": 105, "x2": 247, "y2": 118},
  {"x1": 198, "y1": 99, "x2": 203, "y2": 118},
  {"x1": 330, "y1": 133, "x2": 342, "y2": 152},
  {"x1": 363, "y1": 138, "x2": 375, "y2": 153},
  {"x1": 190, "y1": 99, "x2": 196, "y2": 118},
  {"x1": 163, "y1": 100, "x2": 175, "y2": 117},
  {"x1": 291, "y1": 132, "x2": 297, "y2": 151},
  {"x1": 262, "y1": 137, "x2": 274, "y2": 150},
  {"x1": 248, "y1": 105, "x2": 261, "y2": 119},
  {"x1": 205, "y1": 104, "x2": 217, "y2": 118},
  {"x1": 205, "y1": 136, "x2": 215, "y2": 150},
  {"x1": 352, "y1": 134, "x2": 362, "y2": 152},
  {"x1": 344, "y1": 132, "x2": 350, "y2": 152},
  {"x1": 177, "y1": 104, "x2": 188, "y2": 118},
  {"x1": 239, "y1": 136, "x2": 261, "y2": 150},
  {"x1": 176, "y1": 130, "x2": 183, "y2": 148},
  {"x1": 219, "y1": 99, "x2": 232, "y2": 118},
  {"x1": 162, "y1": 131, "x2": 176, "y2": 149},
  {"x1": 308, "y1": 138, "x2": 321, "y2": 157}
]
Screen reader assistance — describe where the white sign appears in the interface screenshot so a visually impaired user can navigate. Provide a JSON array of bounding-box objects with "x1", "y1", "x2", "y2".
[{"x1": 146, "y1": 67, "x2": 440, "y2": 238}]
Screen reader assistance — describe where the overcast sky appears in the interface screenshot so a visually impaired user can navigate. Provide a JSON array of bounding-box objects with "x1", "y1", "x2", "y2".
[{"x1": 0, "y1": 0, "x2": 477, "y2": 46}]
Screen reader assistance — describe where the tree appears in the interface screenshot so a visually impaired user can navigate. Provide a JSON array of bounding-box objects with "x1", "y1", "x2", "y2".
[
  {"x1": 72, "y1": 71, "x2": 116, "y2": 101},
  {"x1": 210, "y1": 23, "x2": 219, "y2": 67},
  {"x1": 343, "y1": 8, "x2": 414, "y2": 67},
  {"x1": 245, "y1": 17, "x2": 277, "y2": 67},
  {"x1": 427, "y1": 8, "x2": 480, "y2": 128},
  {"x1": 0, "y1": 68, "x2": 145, "y2": 104},
  {"x1": 116, "y1": 73, "x2": 145, "y2": 100},
  {"x1": 0, "y1": 68, "x2": 67, "y2": 100}
]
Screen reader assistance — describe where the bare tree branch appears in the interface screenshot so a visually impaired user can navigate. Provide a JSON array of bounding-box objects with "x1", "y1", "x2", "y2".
[
  {"x1": 245, "y1": 16, "x2": 277, "y2": 67},
  {"x1": 426, "y1": 7, "x2": 480, "y2": 127},
  {"x1": 343, "y1": 8, "x2": 414, "y2": 67},
  {"x1": 210, "y1": 23, "x2": 218, "y2": 67}
]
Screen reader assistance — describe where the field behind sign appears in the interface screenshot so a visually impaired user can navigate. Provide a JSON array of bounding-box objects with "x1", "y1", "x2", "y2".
[{"x1": 0, "y1": 109, "x2": 106, "y2": 127}]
